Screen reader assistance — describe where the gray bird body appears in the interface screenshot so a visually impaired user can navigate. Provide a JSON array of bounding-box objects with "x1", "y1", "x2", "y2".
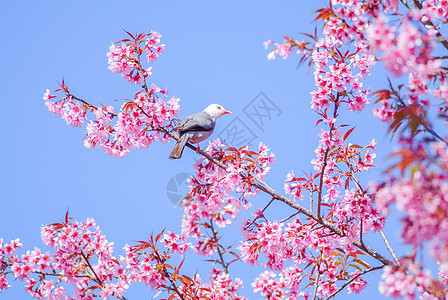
[
  {"x1": 169, "y1": 111, "x2": 216, "y2": 159},
  {"x1": 169, "y1": 104, "x2": 231, "y2": 159}
]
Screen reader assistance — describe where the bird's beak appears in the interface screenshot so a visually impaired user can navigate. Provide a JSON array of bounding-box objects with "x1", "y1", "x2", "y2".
[{"x1": 223, "y1": 109, "x2": 232, "y2": 115}]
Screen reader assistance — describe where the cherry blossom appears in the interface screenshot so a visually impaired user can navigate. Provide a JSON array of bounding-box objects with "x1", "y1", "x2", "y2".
[{"x1": 10, "y1": 0, "x2": 448, "y2": 297}]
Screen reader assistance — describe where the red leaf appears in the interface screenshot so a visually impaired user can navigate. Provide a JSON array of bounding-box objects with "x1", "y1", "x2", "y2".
[
  {"x1": 372, "y1": 89, "x2": 392, "y2": 103},
  {"x1": 312, "y1": 7, "x2": 334, "y2": 22},
  {"x1": 156, "y1": 229, "x2": 165, "y2": 243},
  {"x1": 343, "y1": 126, "x2": 356, "y2": 141},
  {"x1": 123, "y1": 29, "x2": 135, "y2": 40}
]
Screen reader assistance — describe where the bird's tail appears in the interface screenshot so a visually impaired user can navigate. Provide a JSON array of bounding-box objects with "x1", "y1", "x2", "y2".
[{"x1": 169, "y1": 133, "x2": 191, "y2": 159}]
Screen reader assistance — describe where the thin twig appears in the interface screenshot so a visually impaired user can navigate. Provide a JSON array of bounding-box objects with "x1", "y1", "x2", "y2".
[
  {"x1": 349, "y1": 166, "x2": 364, "y2": 194},
  {"x1": 421, "y1": 121, "x2": 448, "y2": 145},
  {"x1": 380, "y1": 230, "x2": 401, "y2": 266},
  {"x1": 317, "y1": 97, "x2": 339, "y2": 219},
  {"x1": 244, "y1": 197, "x2": 275, "y2": 230},
  {"x1": 324, "y1": 266, "x2": 384, "y2": 300},
  {"x1": 312, "y1": 251, "x2": 323, "y2": 300},
  {"x1": 317, "y1": 148, "x2": 329, "y2": 220},
  {"x1": 209, "y1": 220, "x2": 229, "y2": 274},
  {"x1": 310, "y1": 190, "x2": 314, "y2": 212},
  {"x1": 152, "y1": 247, "x2": 186, "y2": 300},
  {"x1": 81, "y1": 251, "x2": 103, "y2": 286},
  {"x1": 359, "y1": 217, "x2": 364, "y2": 246},
  {"x1": 279, "y1": 211, "x2": 300, "y2": 223}
]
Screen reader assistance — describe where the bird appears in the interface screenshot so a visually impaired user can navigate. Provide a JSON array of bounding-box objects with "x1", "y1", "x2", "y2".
[{"x1": 169, "y1": 104, "x2": 232, "y2": 159}]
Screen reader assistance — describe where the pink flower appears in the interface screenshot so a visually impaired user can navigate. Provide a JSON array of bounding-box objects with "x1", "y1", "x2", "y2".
[
  {"x1": 161, "y1": 231, "x2": 191, "y2": 256},
  {"x1": 348, "y1": 274, "x2": 367, "y2": 294},
  {"x1": 0, "y1": 275, "x2": 9, "y2": 292}
]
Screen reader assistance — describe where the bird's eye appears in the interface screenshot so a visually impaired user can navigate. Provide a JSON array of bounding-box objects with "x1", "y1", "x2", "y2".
[{"x1": 217, "y1": 106, "x2": 222, "y2": 110}]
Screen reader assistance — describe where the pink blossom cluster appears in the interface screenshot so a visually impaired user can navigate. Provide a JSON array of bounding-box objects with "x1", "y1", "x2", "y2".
[
  {"x1": 107, "y1": 31, "x2": 164, "y2": 84},
  {"x1": 182, "y1": 140, "x2": 274, "y2": 247},
  {"x1": 252, "y1": 270, "x2": 287, "y2": 300},
  {"x1": 334, "y1": 189, "x2": 384, "y2": 235},
  {"x1": 347, "y1": 272, "x2": 368, "y2": 294},
  {"x1": 378, "y1": 262, "x2": 441, "y2": 299},
  {"x1": 119, "y1": 243, "x2": 165, "y2": 289},
  {"x1": 283, "y1": 170, "x2": 307, "y2": 201},
  {"x1": 375, "y1": 140, "x2": 448, "y2": 295},
  {"x1": 0, "y1": 238, "x2": 21, "y2": 292},
  {"x1": 160, "y1": 231, "x2": 191, "y2": 256},
  {"x1": 367, "y1": 14, "x2": 440, "y2": 103},
  {"x1": 422, "y1": 0, "x2": 448, "y2": 21},
  {"x1": 89, "y1": 94, "x2": 179, "y2": 158},
  {"x1": 145, "y1": 30, "x2": 165, "y2": 63},
  {"x1": 172, "y1": 268, "x2": 246, "y2": 299},
  {"x1": 310, "y1": 40, "x2": 373, "y2": 112},
  {"x1": 264, "y1": 38, "x2": 295, "y2": 60},
  {"x1": 0, "y1": 218, "x2": 132, "y2": 299},
  {"x1": 45, "y1": 31, "x2": 179, "y2": 158},
  {"x1": 240, "y1": 218, "x2": 369, "y2": 298},
  {"x1": 197, "y1": 268, "x2": 245, "y2": 299},
  {"x1": 2, "y1": 216, "x2": 251, "y2": 299},
  {"x1": 44, "y1": 89, "x2": 87, "y2": 128},
  {"x1": 308, "y1": 1, "x2": 376, "y2": 113},
  {"x1": 45, "y1": 86, "x2": 180, "y2": 158},
  {"x1": 373, "y1": 99, "x2": 395, "y2": 123},
  {"x1": 309, "y1": 127, "x2": 377, "y2": 203},
  {"x1": 375, "y1": 170, "x2": 448, "y2": 245}
]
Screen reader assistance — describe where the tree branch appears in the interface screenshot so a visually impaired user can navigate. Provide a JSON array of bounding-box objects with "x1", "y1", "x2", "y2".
[
  {"x1": 209, "y1": 220, "x2": 229, "y2": 274},
  {"x1": 81, "y1": 251, "x2": 103, "y2": 286},
  {"x1": 317, "y1": 148, "x2": 329, "y2": 219},
  {"x1": 244, "y1": 197, "x2": 275, "y2": 230},
  {"x1": 311, "y1": 251, "x2": 323, "y2": 300},
  {"x1": 152, "y1": 247, "x2": 186, "y2": 300},
  {"x1": 324, "y1": 266, "x2": 384, "y2": 300},
  {"x1": 380, "y1": 230, "x2": 401, "y2": 266}
]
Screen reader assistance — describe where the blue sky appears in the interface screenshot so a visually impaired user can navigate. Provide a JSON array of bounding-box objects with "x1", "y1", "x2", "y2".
[{"x1": 1, "y1": 1, "x2": 404, "y2": 298}]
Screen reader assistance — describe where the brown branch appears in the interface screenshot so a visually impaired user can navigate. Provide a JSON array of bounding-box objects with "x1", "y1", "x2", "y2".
[
  {"x1": 69, "y1": 94, "x2": 99, "y2": 111},
  {"x1": 359, "y1": 217, "x2": 364, "y2": 246},
  {"x1": 81, "y1": 251, "x2": 103, "y2": 286},
  {"x1": 244, "y1": 197, "x2": 275, "y2": 230},
  {"x1": 279, "y1": 211, "x2": 300, "y2": 223},
  {"x1": 33, "y1": 271, "x2": 91, "y2": 280},
  {"x1": 317, "y1": 148, "x2": 329, "y2": 220},
  {"x1": 209, "y1": 220, "x2": 229, "y2": 274},
  {"x1": 317, "y1": 96, "x2": 339, "y2": 219},
  {"x1": 324, "y1": 266, "x2": 384, "y2": 300},
  {"x1": 152, "y1": 247, "x2": 186, "y2": 300},
  {"x1": 380, "y1": 230, "x2": 401, "y2": 266},
  {"x1": 349, "y1": 166, "x2": 364, "y2": 193},
  {"x1": 311, "y1": 251, "x2": 323, "y2": 300},
  {"x1": 310, "y1": 190, "x2": 314, "y2": 212},
  {"x1": 349, "y1": 153, "x2": 403, "y2": 267}
]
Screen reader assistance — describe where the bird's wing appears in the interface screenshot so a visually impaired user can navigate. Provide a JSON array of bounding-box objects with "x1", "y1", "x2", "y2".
[{"x1": 175, "y1": 112, "x2": 215, "y2": 133}]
